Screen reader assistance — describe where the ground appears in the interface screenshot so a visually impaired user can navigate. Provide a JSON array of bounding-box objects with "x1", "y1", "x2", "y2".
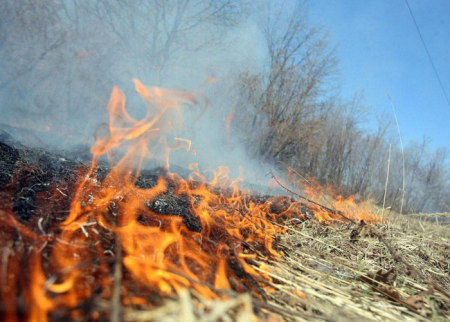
[
  {"x1": 1, "y1": 135, "x2": 449, "y2": 321},
  {"x1": 133, "y1": 213, "x2": 450, "y2": 321}
]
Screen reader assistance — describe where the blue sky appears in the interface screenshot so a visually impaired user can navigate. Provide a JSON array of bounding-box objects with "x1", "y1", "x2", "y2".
[{"x1": 307, "y1": 0, "x2": 450, "y2": 151}]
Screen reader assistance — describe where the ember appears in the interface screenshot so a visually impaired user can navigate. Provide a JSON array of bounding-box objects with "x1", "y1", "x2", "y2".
[{"x1": 0, "y1": 80, "x2": 376, "y2": 320}]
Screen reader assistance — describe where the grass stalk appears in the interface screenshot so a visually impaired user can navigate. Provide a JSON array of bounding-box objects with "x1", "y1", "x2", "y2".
[
  {"x1": 382, "y1": 143, "x2": 391, "y2": 219},
  {"x1": 388, "y1": 94, "x2": 405, "y2": 215}
]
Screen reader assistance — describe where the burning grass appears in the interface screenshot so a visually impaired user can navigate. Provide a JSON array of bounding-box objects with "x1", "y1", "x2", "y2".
[
  {"x1": 114, "y1": 214, "x2": 450, "y2": 321},
  {"x1": 0, "y1": 80, "x2": 449, "y2": 321}
]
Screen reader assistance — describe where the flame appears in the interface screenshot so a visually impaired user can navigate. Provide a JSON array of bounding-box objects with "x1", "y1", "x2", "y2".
[
  {"x1": 0, "y1": 79, "x2": 380, "y2": 320},
  {"x1": 288, "y1": 172, "x2": 380, "y2": 223},
  {"x1": 49, "y1": 79, "x2": 288, "y2": 306},
  {"x1": 205, "y1": 76, "x2": 217, "y2": 84}
]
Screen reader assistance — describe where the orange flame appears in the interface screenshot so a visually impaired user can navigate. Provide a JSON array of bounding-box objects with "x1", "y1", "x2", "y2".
[
  {"x1": 288, "y1": 172, "x2": 379, "y2": 223},
  {"x1": 49, "y1": 79, "x2": 289, "y2": 305},
  {"x1": 225, "y1": 109, "x2": 234, "y2": 139},
  {"x1": 0, "y1": 79, "x2": 380, "y2": 320}
]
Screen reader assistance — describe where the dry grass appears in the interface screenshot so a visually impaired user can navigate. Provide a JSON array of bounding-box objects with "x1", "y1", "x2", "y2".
[
  {"x1": 127, "y1": 212, "x2": 449, "y2": 321},
  {"x1": 122, "y1": 290, "x2": 254, "y2": 322},
  {"x1": 262, "y1": 214, "x2": 449, "y2": 321}
]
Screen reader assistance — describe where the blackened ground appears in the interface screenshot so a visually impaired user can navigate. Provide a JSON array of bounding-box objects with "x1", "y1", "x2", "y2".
[
  {"x1": 0, "y1": 134, "x2": 84, "y2": 223},
  {"x1": 0, "y1": 132, "x2": 318, "y2": 320},
  {"x1": 0, "y1": 141, "x2": 19, "y2": 188},
  {"x1": 0, "y1": 134, "x2": 234, "y2": 230},
  {"x1": 0, "y1": 133, "x2": 308, "y2": 231}
]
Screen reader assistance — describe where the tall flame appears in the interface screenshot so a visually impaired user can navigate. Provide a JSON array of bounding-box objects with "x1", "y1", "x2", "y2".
[
  {"x1": 47, "y1": 79, "x2": 287, "y2": 305},
  {"x1": 0, "y1": 79, "x2": 379, "y2": 320}
]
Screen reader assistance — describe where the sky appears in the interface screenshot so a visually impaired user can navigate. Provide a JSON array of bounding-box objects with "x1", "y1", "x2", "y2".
[
  {"x1": 307, "y1": 0, "x2": 450, "y2": 151},
  {"x1": 1, "y1": 0, "x2": 448, "y2": 157}
]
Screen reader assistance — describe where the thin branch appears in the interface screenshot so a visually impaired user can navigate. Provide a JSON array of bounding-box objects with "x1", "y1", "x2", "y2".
[
  {"x1": 279, "y1": 161, "x2": 338, "y2": 212},
  {"x1": 388, "y1": 94, "x2": 405, "y2": 215},
  {"x1": 382, "y1": 143, "x2": 391, "y2": 219},
  {"x1": 269, "y1": 172, "x2": 355, "y2": 223},
  {"x1": 111, "y1": 235, "x2": 123, "y2": 322}
]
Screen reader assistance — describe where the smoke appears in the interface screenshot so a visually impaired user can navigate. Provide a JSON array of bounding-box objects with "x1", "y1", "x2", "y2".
[{"x1": 0, "y1": 0, "x2": 281, "y2": 193}]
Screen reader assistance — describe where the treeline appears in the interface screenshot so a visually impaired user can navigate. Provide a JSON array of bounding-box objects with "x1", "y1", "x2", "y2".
[
  {"x1": 0, "y1": 0, "x2": 246, "y2": 146},
  {"x1": 0, "y1": 0, "x2": 448, "y2": 213},
  {"x1": 232, "y1": 2, "x2": 450, "y2": 214}
]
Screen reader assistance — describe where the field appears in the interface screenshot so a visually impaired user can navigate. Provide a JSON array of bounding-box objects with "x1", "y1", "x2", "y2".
[
  {"x1": 1, "y1": 135, "x2": 449, "y2": 321},
  {"x1": 125, "y1": 212, "x2": 450, "y2": 321}
]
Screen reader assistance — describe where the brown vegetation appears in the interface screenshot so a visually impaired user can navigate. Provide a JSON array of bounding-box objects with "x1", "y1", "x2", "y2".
[{"x1": 232, "y1": 2, "x2": 449, "y2": 214}]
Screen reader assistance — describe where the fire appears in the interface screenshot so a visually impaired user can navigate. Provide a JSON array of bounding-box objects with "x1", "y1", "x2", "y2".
[
  {"x1": 0, "y1": 79, "x2": 379, "y2": 320},
  {"x1": 225, "y1": 108, "x2": 234, "y2": 135},
  {"x1": 287, "y1": 171, "x2": 380, "y2": 223}
]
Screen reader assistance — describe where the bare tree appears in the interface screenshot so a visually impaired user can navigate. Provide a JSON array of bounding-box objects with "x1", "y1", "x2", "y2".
[
  {"x1": 0, "y1": 0, "x2": 247, "y2": 146},
  {"x1": 234, "y1": 0, "x2": 338, "y2": 170},
  {"x1": 71, "y1": 0, "x2": 246, "y2": 84},
  {"x1": 0, "y1": 0, "x2": 67, "y2": 90},
  {"x1": 318, "y1": 94, "x2": 369, "y2": 189}
]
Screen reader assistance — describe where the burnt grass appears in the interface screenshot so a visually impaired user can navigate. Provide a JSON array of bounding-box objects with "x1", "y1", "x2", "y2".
[
  {"x1": 2, "y1": 132, "x2": 449, "y2": 321},
  {"x1": 0, "y1": 135, "x2": 201, "y2": 227},
  {"x1": 0, "y1": 133, "x2": 313, "y2": 319}
]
